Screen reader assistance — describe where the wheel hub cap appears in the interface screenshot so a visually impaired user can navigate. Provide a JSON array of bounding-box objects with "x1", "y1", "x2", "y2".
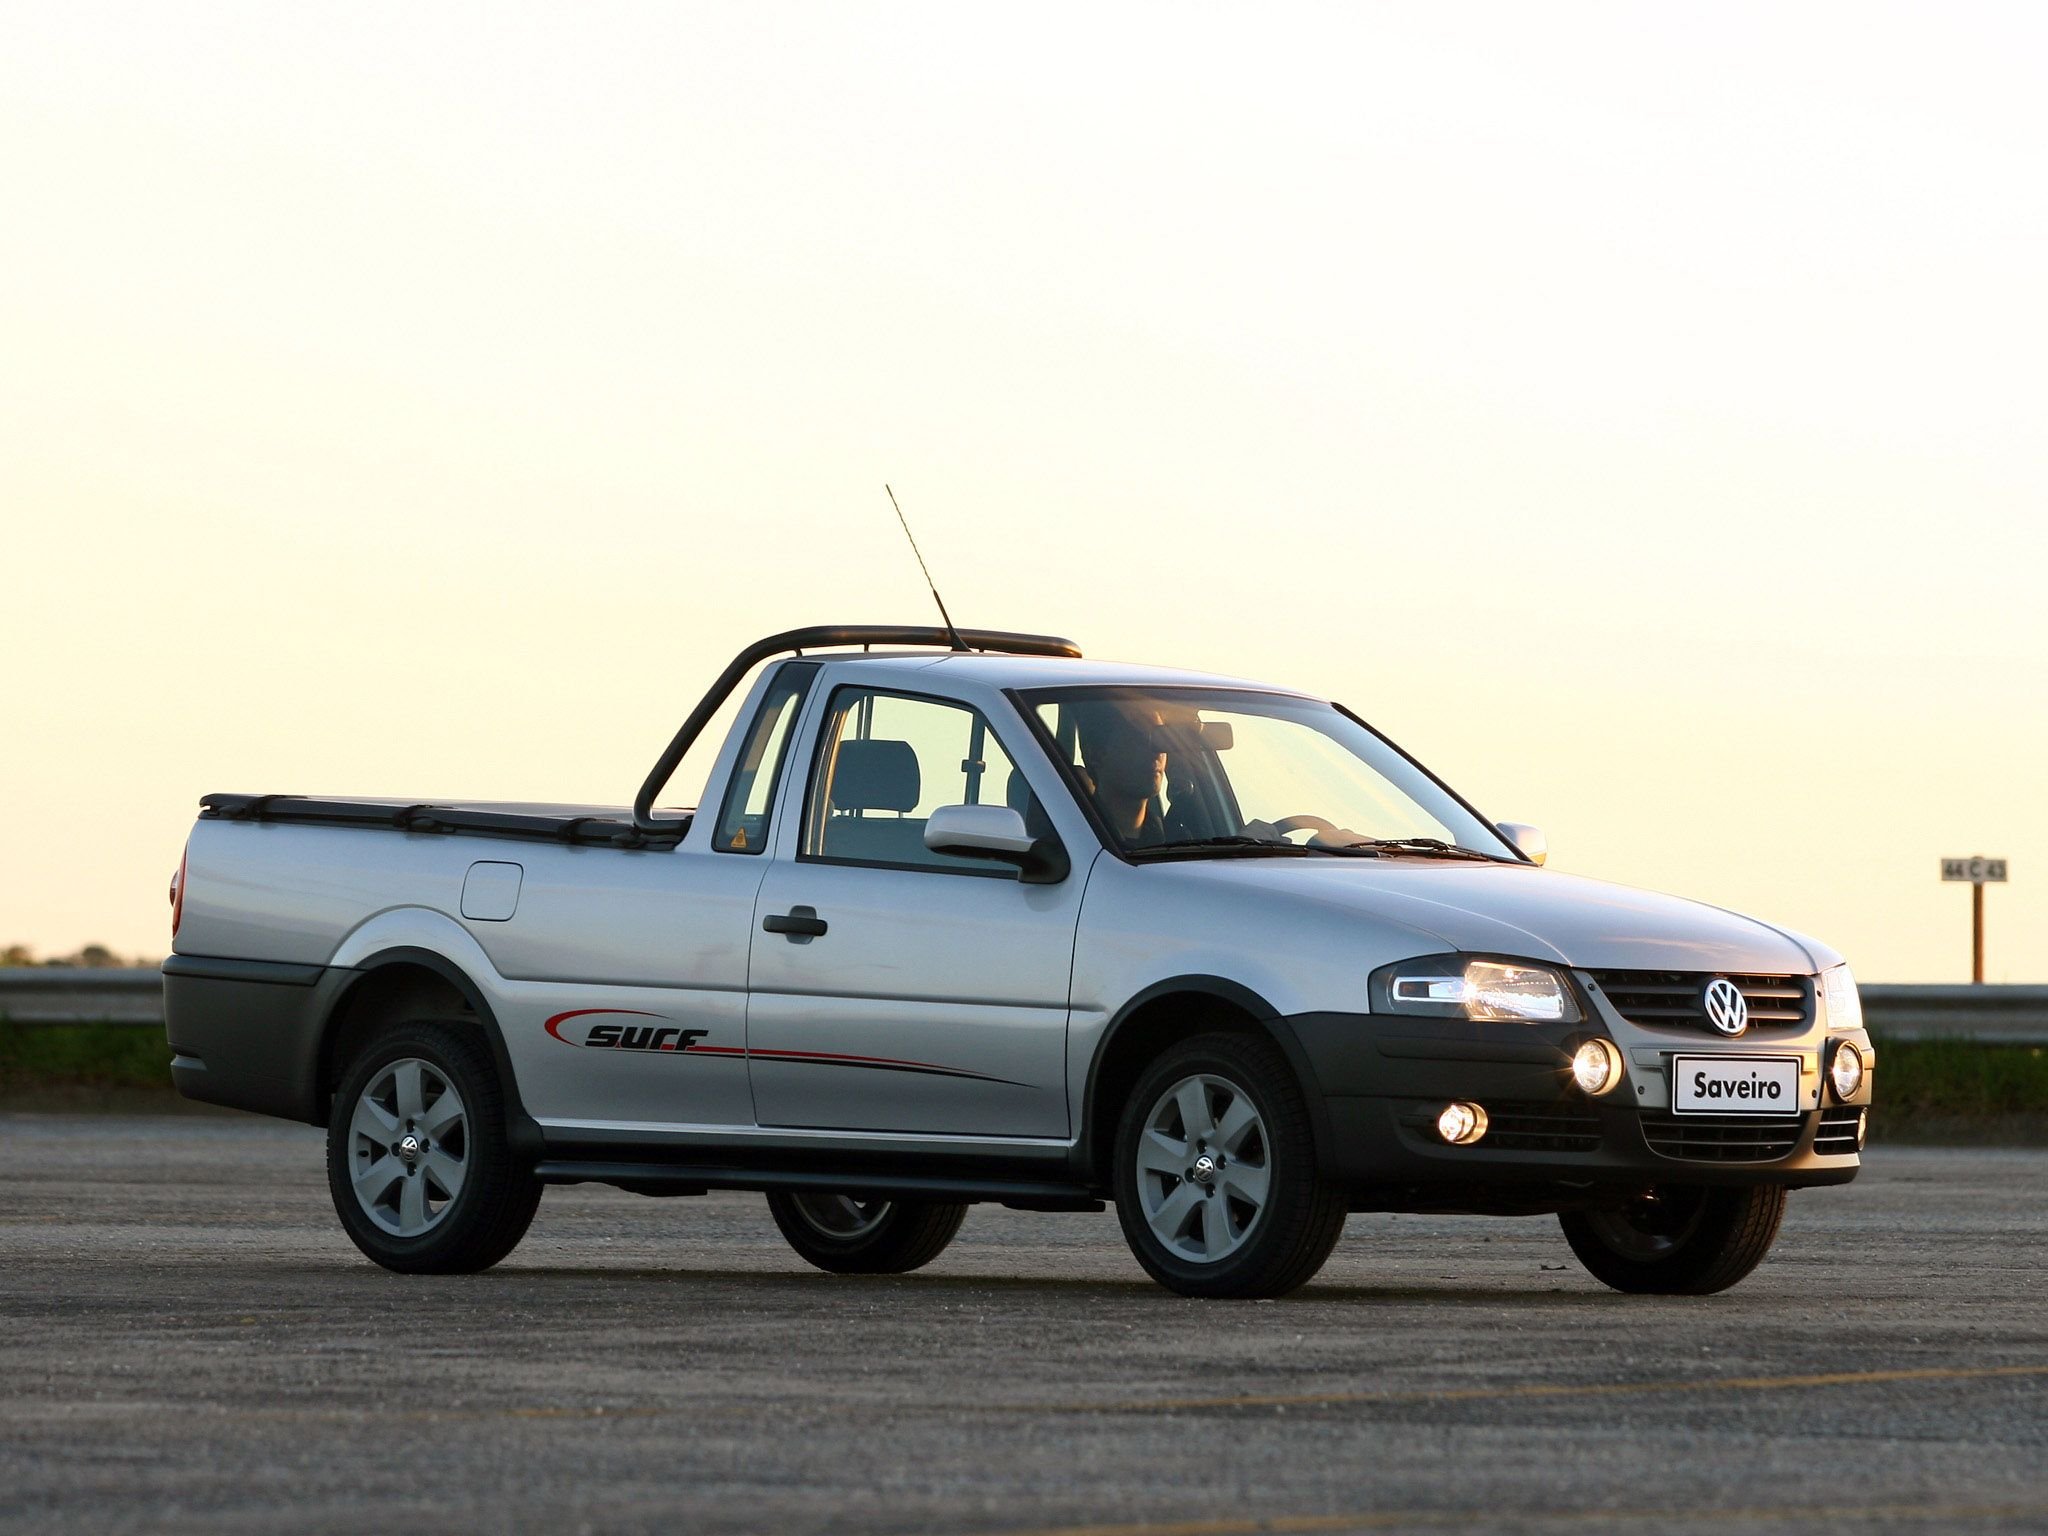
[
  {"x1": 346, "y1": 1058, "x2": 468, "y2": 1238},
  {"x1": 1134, "y1": 1072, "x2": 1272, "y2": 1264}
]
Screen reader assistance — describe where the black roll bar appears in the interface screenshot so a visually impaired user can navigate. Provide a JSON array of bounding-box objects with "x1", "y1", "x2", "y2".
[{"x1": 632, "y1": 625, "x2": 1083, "y2": 832}]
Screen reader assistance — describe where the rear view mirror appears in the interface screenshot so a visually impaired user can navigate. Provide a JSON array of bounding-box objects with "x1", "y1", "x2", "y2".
[
  {"x1": 925, "y1": 804, "x2": 1069, "y2": 884},
  {"x1": 1199, "y1": 721, "x2": 1234, "y2": 750},
  {"x1": 1495, "y1": 821, "x2": 1548, "y2": 866}
]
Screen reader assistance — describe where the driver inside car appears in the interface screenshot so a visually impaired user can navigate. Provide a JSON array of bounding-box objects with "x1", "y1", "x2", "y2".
[{"x1": 1077, "y1": 707, "x2": 1172, "y2": 847}]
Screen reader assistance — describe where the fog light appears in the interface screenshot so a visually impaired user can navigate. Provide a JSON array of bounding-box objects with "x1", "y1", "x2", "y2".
[
  {"x1": 1572, "y1": 1038, "x2": 1624, "y2": 1097},
  {"x1": 1436, "y1": 1102, "x2": 1489, "y2": 1145},
  {"x1": 1829, "y1": 1041, "x2": 1865, "y2": 1103}
]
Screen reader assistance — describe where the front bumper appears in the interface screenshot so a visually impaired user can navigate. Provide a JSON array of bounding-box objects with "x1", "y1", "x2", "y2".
[{"x1": 1277, "y1": 1008, "x2": 1870, "y2": 1200}]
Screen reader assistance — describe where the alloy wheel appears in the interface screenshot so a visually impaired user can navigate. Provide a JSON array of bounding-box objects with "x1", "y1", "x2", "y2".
[
  {"x1": 1133, "y1": 1072, "x2": 1271, "y2": 1264},
  {"x1": 346, "y1": 1057, "x2": 469, "y2": 1238},
  {"x1": 786, "y1": 1193, "x2": 893, "y2": 1240}
]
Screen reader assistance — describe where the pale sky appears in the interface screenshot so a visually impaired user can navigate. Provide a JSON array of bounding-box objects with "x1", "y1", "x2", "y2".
[{"x1": 2, "y1": 3, "x2": 2042, "y2": 979}]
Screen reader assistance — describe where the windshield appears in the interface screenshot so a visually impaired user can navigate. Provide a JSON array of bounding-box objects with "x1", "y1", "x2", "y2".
[{"x1": 1021, "y1": 686, "x2": 1517, "y2": 861}]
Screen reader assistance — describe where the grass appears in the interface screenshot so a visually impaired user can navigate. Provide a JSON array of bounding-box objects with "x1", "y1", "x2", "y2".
[
  {"x1": 0, "y1": 1020, "x2": 177, "y2": 1090},
  {"x1": 1865, "y1": 1038, "x2": 2048, "y2": 1144},
  {"x1": 3, "y1": 1022, "x2": 2045, "y2": 1142}
]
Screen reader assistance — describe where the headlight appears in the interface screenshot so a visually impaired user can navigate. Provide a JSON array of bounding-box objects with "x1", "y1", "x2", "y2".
[
  {"x1": 1375, "y1": 956, "x2": 1582, "y2": 1024},
  {"x1": 1823, "y1": 964, "x2": 1863, "y2": 1033}
]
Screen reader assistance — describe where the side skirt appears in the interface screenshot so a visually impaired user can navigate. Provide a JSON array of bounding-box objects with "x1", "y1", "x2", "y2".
[{"x1": 535, "y1": 1158, "x2": 1103, "y2": 1211}]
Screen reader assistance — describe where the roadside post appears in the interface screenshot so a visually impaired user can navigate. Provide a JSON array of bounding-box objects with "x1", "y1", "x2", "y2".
[{"x1": 1941, "y1": 856, "x2": 2009, "y2": 983}]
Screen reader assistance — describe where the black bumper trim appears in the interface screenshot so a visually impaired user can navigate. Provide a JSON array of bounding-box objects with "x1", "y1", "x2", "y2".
[
  {"x1": 162, "y1": 953, "x2": 326, "y2": 987},
  {"x1": 162, "y1": 963, "x2": 355, "y2": 1123},
  {"x1": 1281, "y1": 1010, "x2": 1861, "y2": 1194}
]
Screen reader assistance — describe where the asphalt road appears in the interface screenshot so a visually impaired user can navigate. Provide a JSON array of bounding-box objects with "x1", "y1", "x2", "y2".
[{"x1": 1, "y1": 1116, "x2": 2043, "y2": 1536}]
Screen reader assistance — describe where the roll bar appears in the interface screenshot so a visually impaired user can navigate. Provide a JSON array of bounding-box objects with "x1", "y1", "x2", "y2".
[{"x1": 632, "y1": 625, "x2": 1083, "y2": 833}]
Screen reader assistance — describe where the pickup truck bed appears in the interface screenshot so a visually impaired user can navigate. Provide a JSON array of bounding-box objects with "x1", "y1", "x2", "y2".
[{"x1": 200, "y1": 794, "x2": 687, "y2": 850}]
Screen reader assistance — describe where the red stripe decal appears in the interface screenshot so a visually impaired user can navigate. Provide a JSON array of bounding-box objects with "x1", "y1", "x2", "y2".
[{"x1": 542, "y1": 1019, "x2": 1012, "y2": 1084}]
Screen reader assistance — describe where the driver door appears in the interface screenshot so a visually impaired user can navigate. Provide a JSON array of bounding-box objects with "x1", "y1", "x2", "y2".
[{"x1": 746, "y1": 685, "x2": 1081, "y2": 1138}]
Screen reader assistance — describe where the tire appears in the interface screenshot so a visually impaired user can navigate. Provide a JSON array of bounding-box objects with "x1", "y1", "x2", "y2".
[
  {"x1": 326, "y1": 1019, "x2": 543, "y2": 1274},
  {"x1": 1558, "y1": 1185, "x2": 1787, "y2": 1295},
  {"x1": 766, "y1": 1192, "x2": 968, "y2": 1275},
  {"x1": 1111, "y1": 1031, "x2": 1347, "y2": 1299}
]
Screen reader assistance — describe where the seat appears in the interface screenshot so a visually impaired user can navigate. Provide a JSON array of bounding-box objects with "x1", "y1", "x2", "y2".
[{"x1": 822, "y1": 740, "x2": 929, "y2": 863}]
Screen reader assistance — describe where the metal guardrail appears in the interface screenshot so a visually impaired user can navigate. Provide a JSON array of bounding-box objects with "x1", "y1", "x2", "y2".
[
  {"x1": 3, "y1": 970, "x2": 2047, "y2": 1042},
  {"x1": 1860, "y1": 985, "x2": 2048, "y2": 1045},
  {"x1": 0, "y1": 969, "x2": 169, "y2": 1024}
]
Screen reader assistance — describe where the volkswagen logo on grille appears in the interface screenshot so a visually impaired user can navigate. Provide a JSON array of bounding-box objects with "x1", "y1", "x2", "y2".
[{"x1": 1703, "y1": 977, "x2": 1750, "y2": 1036}]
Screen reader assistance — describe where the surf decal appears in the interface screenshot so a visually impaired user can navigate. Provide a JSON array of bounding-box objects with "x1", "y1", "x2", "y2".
[{"x1": 541, "y1": 1009, "x2": 1026, "y2": 1085}]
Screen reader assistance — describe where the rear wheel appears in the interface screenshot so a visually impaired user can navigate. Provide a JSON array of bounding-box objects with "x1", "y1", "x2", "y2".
[
  {"x1": 1559, "y1": 1184, "x2": 1786, "y2": 1294},
  {"x1": 766, "y1": 1192, "x2": 968, "y2": 1274},
  {"x1": 326, "y1": 1020, "x2": 542, "y2": 1274},
  {"x1": 1112, "y1": 1032, "x2": 1347, "y2": 1298}
]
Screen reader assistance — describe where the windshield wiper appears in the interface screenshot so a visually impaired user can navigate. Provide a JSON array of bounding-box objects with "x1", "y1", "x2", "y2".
[
  {"x1": 1128, "y1": 836, "x2": 1313, "y2": 861},
  {"x1": 1331, "y1": 836, "x2": 1502, "y2": 861}
]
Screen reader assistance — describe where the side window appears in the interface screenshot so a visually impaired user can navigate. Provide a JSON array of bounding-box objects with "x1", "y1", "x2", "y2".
[
  {"x1": 712, "y1": 664, "x2": 817, "y2": 854},
  {"x1": 802, "y1": 688, "x2": 1045, "y2": 874}
]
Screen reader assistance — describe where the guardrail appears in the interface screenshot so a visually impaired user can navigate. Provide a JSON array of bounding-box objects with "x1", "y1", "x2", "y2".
[
  {"x1": 1860, "y1": 985, "x2": 2048, "y2": 1045},
  {"x1": 3, "y1": 970, "x2": 2047, "y2": 1042},
  {"x1": 1, "y1": 969, "x2": 169, "y2": 1024}
]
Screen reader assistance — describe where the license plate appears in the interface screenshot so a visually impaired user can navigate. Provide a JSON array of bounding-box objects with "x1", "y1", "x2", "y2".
[{"x1": 1670, "y1": 1055, "x2": 1800, "y2": 1116}]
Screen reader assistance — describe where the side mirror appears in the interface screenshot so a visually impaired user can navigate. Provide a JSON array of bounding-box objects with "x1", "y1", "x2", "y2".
[
  {"x1": 925, "y1": 804, "x2": 1069, "y2": 884},
  {"x1": 1495, "y1": 821, "x2": 1547, "y2": 866}
]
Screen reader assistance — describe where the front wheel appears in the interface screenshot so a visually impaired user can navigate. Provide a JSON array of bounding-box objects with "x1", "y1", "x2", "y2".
[
  {"x1": 766, "y1": 1192, "x2": 968, "y2": 1274},
  {"x1": 1112, "y1": 1032, "x2": 1347, "y2": 1298},
  {"x1": 326, "y1": 1020, "x2": 542, "y2": 1274},
  {"x1": 1559, "y1": 1185, "x2": 1786, "y2": 1295}
]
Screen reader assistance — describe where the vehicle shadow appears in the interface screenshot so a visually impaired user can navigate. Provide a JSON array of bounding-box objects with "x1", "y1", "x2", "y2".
[{"x1": 273, "y1": 1260, "x2": 1609, "y2": 1306}]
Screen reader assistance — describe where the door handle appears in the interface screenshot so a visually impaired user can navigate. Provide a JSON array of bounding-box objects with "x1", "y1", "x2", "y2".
[{"x1": 762, "y1": 906, "x2": 828, "y2": 939}]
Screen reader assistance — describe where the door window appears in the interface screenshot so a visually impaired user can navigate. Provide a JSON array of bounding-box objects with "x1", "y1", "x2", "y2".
[{"x1": 801, "y1": 688, "x2": 1045, "y2": 875}]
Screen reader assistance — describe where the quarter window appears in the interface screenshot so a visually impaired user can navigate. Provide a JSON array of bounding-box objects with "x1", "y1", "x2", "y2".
[{"x1": 711, "y1": 664, "x2": 817, "y2": 853}]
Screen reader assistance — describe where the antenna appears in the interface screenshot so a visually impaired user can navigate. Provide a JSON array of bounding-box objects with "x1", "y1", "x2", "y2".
[{"x1": 885, "y1": 484, "x2": 969, "y2": 651}]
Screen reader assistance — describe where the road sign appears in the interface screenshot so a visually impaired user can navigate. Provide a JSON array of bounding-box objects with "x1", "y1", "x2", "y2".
[
  {"x1": 1941, "y1": 857, "x2": 2008, "y2": 883},
  {"x1": 1940, "y1": 857, "x2": 2009, "y2": 983}
]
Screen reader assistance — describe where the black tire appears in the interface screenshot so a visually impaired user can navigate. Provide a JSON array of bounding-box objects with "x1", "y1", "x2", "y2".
[
  {"x1": 326, "y1": 1019, "x2": 543, "y2": 1275},
  {"x1": 1558, "y1": 1185, "x2": 1786, "y2": 1295},
  {"x1": 766, "y1": 1192, "x2": 968, "y2": 1275},
  {"x1": 1111, "y1": 1031, "x2": 1347, "y2": 1299}
]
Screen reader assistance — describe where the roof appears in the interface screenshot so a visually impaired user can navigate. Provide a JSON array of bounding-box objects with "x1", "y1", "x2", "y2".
[{"x1": 808, "y1": 648, "x2": 1312, "y2": 696}]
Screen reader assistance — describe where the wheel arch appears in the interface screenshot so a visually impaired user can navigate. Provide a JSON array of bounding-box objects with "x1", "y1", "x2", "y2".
[
  {"x1": 1077, "y1": 975, "x2": 1331, "y2": 1188},
  {"x1": 315, "y1": 946, "x2": 544, "y2": 1163}
]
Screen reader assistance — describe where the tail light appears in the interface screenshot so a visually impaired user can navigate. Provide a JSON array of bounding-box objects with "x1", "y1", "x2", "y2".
[{"x1": 170, "y1": 848, "x2": 188, "y2": 940}]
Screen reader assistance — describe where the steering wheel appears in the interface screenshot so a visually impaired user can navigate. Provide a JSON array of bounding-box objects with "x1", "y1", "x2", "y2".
[{"x1": 1269, "y1": 814, "x2": 1342, "y2": 841}]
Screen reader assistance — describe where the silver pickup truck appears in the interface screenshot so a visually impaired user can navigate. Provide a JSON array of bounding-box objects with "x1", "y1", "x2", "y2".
[{"x1": 164, "y1": 624, "x2": 1873, "y2": 1298}]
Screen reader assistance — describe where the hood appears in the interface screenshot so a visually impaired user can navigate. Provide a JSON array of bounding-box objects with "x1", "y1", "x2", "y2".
[{"x1": 1156, "y1": 858, "x2": 1821, "y2": 974}]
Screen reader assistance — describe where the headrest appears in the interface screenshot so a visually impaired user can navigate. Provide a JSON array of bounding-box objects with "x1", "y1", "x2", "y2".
[{"x1": 831, "y1": 739, "x2": 920, "y2": 813}]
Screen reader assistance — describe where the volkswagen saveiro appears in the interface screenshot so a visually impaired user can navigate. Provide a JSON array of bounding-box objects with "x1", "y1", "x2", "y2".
[{"x1": 163, "y1": 624, "x2": 1873, "y2": 1297}]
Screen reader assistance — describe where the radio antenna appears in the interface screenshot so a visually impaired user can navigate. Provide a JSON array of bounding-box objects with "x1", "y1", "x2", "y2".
[{"x1": 885, "y1": 483, "x2": 970, "y2": 651}]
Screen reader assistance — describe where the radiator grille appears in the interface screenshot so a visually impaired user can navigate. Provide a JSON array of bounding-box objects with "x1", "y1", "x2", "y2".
[
  {"x1": 1641, "y1": 1111, "x2": 1804, "y2": 1162},
  {"x1": 1589, "y1": 971, "x2": 1814, "y2": 1033},
  {"x1": 1812, "y1": 1107, "x2": 1865, "y2": 1156}
]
